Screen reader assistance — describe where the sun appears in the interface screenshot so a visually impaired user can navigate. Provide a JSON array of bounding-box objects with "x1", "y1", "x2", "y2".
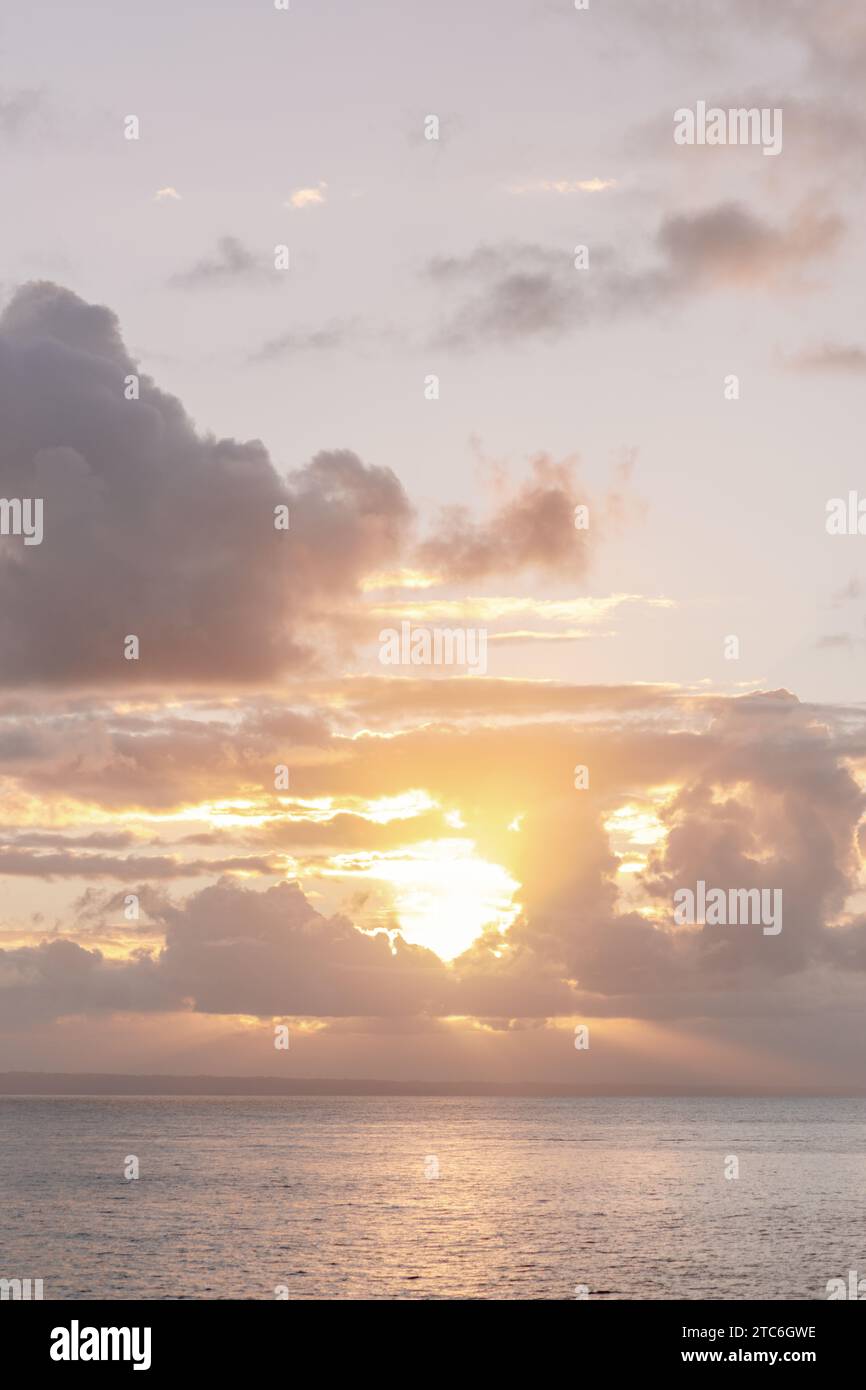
[{"x1": 322, "y1": 838, "x2": 521, "y2": 961}]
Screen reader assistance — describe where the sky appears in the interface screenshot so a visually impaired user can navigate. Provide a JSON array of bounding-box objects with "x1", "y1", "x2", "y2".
[{"x1": 2, "y1": 0, "x2": 866, "y2": 1088}]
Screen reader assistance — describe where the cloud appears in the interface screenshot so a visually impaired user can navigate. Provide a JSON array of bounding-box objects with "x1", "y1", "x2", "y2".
[
  {"x1": 170, "y1": 236, "x2": 275, "y2": 288},
  {"x1": 415, "y1": 454, "x2": 593, "y2": 581},
  {"x1": 3, "y1": 687, "x2": 866, "y2": 1036},
  {"x1": 624, "y1": 0, "x2": 866, "y2": 85},
  {"x1": 0, "y1": 847, "x2": 282, "y2": 879},
  {"x1": 724, "y1": 0, "x2": 866, "y2": 85},
  {"x1": 427, "y1": 203, "x2": 842, "y2": 347},
  {"x1": 413, "y1": 448, "x2": 642, "y2": 584},
  {"x1": 285, "y1": 182, "x2": 327, "y2": 209},
  {"x1": 153, "y1": 879, "x2": 451, "y2": 1016},
  {"x1": 785, "y1": 343, "x2": 866, "y2": 373},
  {"x1": 2, "y1": 284, "x2": 631, "y2": 686},
  {"x1": 0, "y1": 282, "x2": 411, "y2": 685},
  {"x1": 250, "y1": 322, "x2": 353, "y2": 362},
  {"x1": 0, "y1": 281, "x2": 641, "y2": 687},
  {"x1": 427, "y1": 242, "x2": 588, "y2": 346},
  {"x1": 1, "y1": 831, "x2": 138, "y2": 850},
  {"x1": 657, "y1": 202, "x2": 843, "y2": 289},
  {"x1": 0, "y1": 875, "x2": 573, "y2": 1023},
  {"x1": 4, "y1": 283, "x2": 866, "y2": 1065},
  {"x1": 506, "y1": 178, "x2": 617, "y2": 194}
]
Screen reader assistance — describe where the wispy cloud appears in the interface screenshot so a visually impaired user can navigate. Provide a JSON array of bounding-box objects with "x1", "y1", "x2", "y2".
[
  {"x1": 250, "y1": 322, "x2": 352, "y2": 362},
  {"x1": 506, "y1": 177, "x2": 617, "y2": 194},
  {"x1": 367, "y1": 595, "x2": 672, "y2": 625},
  {"x1": 784, "y1": 342, "x2": 866, "y2": 373},
  {"x1": 170, "y1": 236, "x2": 276, "y2": 289},
  {"x1": 427, "y1": 202, "x2": 845, "y2": 348}
]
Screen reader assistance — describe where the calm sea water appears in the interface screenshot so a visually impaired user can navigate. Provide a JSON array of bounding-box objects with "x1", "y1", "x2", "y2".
[{"x1": 1, "y1": 1095, "x2": 864, "y2": 1300}]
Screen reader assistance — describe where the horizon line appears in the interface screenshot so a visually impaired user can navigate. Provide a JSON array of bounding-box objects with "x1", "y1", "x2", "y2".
[{"x1": 1, "y1": 1072, "x2": 864, "y2": 1099}]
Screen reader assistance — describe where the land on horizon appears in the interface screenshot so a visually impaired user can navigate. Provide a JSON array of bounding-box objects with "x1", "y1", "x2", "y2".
[{"x1": 1, "y1": 1072, "x2": 864, "y2": 1098}]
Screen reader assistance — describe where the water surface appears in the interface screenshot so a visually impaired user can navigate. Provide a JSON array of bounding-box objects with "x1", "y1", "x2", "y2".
[{"x1": 2, "y1": 1095, "x2": 863, "y2": 1299}]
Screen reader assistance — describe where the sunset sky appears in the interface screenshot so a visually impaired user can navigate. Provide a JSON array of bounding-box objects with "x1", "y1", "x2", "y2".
[{"x1": 2, "y1": 0, "x2": 866, "y2": 1088}]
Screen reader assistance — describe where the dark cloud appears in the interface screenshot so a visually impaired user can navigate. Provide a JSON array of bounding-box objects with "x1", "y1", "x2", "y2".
[
  {"x1": 0, "y1": 877, "x2": 572, "y2": 1022},
  {"x1": 0, "y1": 282, "x2": 411, "y2": 686},
  {"x1": 154, "y1": 880, "x2": 447, "y2": 1017},
  {"x1": 0, "y1": 283, "x2": 640, "y2": 688},
  {"x1": 0, "y1": 939, "x2": 154, "y2": 1026}
]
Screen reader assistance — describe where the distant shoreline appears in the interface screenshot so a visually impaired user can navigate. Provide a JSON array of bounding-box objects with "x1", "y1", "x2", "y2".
[{"x1": 1, "y1": 1073, "x2": 864, "y2": 1098}]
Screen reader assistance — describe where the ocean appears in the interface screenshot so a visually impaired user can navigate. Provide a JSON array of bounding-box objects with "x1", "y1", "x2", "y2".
[{"x1": 2, "y1": 1095, "x2": 863, "y2": 1300}]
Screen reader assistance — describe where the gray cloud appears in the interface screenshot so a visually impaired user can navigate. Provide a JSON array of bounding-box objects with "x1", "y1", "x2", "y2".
[
  {"x1": 0, "y1": 282, "x2": 411, "y2": 685},
  {"x1": 250, "y1": 321, "x2": 354, "y2": 363},
  {"x1": 170, "y1": 236, "x2": 278, "y2": 289},
  {"x1": 427, "y1": 202, "x2": 842, "y2": 347},
  {"x1": 0, "y1": 877, "x2": 572, "y2": 1023},
  {"x1": 658, "y1": 202, "x2": 843, "y2": 288}
]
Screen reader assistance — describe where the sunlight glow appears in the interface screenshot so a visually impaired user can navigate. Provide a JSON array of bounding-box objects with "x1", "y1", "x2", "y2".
[{"x1": 322, "y1": 838, "x2": 521, "y2": 960}]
